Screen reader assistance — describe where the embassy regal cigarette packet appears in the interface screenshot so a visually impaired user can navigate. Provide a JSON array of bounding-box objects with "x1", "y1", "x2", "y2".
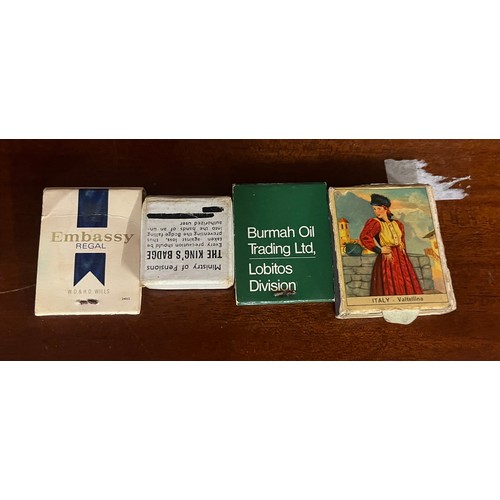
[{"x1": 35, "y1": 188, "x2": 144, "y2": 316}]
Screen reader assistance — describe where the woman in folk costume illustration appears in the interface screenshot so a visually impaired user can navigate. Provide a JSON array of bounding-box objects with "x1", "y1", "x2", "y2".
[{"x1": 360, "y1": 194, "x2": 423, "y2": 296}]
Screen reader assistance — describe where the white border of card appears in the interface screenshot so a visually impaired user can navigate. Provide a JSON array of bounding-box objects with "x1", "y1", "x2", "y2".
[{"x1": 329, "y1": 184, "x2": 456, "y2": 319}]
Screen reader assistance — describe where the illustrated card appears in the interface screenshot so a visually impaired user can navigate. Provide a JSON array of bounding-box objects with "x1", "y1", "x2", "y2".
[{"x1": 328, "y1": 185, "x2": 456, "y2": 318}]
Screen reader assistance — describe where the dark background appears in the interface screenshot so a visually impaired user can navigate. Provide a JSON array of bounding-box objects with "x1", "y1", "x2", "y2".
[{"x1": 1, "y1": 139, "x2": 498, "y2": 360}]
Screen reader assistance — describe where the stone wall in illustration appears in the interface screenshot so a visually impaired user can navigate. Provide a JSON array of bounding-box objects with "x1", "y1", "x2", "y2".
[{"x1": 341, "y1": 254, "x2": 434, "y2": 297}]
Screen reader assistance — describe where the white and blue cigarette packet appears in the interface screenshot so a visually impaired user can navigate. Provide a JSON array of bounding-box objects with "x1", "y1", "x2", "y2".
[{"x1": 35, "y1": 187, "x2": 144, "y2": 315}]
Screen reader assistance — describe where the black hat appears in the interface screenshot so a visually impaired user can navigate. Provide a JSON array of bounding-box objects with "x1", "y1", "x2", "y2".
[{"x1": 370, "y1": 194, "x2": 391, "y2": 207}]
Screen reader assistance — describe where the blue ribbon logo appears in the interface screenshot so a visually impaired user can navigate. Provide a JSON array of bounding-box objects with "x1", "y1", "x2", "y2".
[
  {"x1": 74, "y1": 253, "x2": 106, "y2": 286},
  {"x1": 74, "y1": 189, "x2": 109, "y2": 287},
  {"x1": 77, "y1": 189, "x2": 109, "y2": 228}
]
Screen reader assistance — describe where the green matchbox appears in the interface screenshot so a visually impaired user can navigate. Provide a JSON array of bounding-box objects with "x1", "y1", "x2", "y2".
[{"x1": 233, "y1": 183, "x2": 335, "y2": 305}]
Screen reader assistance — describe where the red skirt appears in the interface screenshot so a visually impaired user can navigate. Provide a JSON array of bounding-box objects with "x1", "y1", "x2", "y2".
[{"x1": 370, "y1": 247, "x2": 423, "y2": 296}]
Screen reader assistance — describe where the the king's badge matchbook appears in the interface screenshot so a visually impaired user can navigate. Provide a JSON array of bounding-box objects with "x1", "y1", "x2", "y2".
[{"x1": 141, "y1": 196, "x2": 234, "y2": 289}]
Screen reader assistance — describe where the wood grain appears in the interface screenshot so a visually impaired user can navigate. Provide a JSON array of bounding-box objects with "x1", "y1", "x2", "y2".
[{"x1": 0, "y1": 140, "x2": 498, "y2": 360}]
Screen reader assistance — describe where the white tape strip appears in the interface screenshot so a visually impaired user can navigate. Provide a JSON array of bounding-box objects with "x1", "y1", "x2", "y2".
[
  {"x1": 382, "y1": 310, "x2": 419, "y2": 325},
  {"x1": 385, "y1": 159, "x2": 470, "y2": 200}
]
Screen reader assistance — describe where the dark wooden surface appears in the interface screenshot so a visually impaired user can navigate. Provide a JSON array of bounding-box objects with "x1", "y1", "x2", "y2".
[{"x1": 0, "y1": 140, "x2": 498, "y2": 360}]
